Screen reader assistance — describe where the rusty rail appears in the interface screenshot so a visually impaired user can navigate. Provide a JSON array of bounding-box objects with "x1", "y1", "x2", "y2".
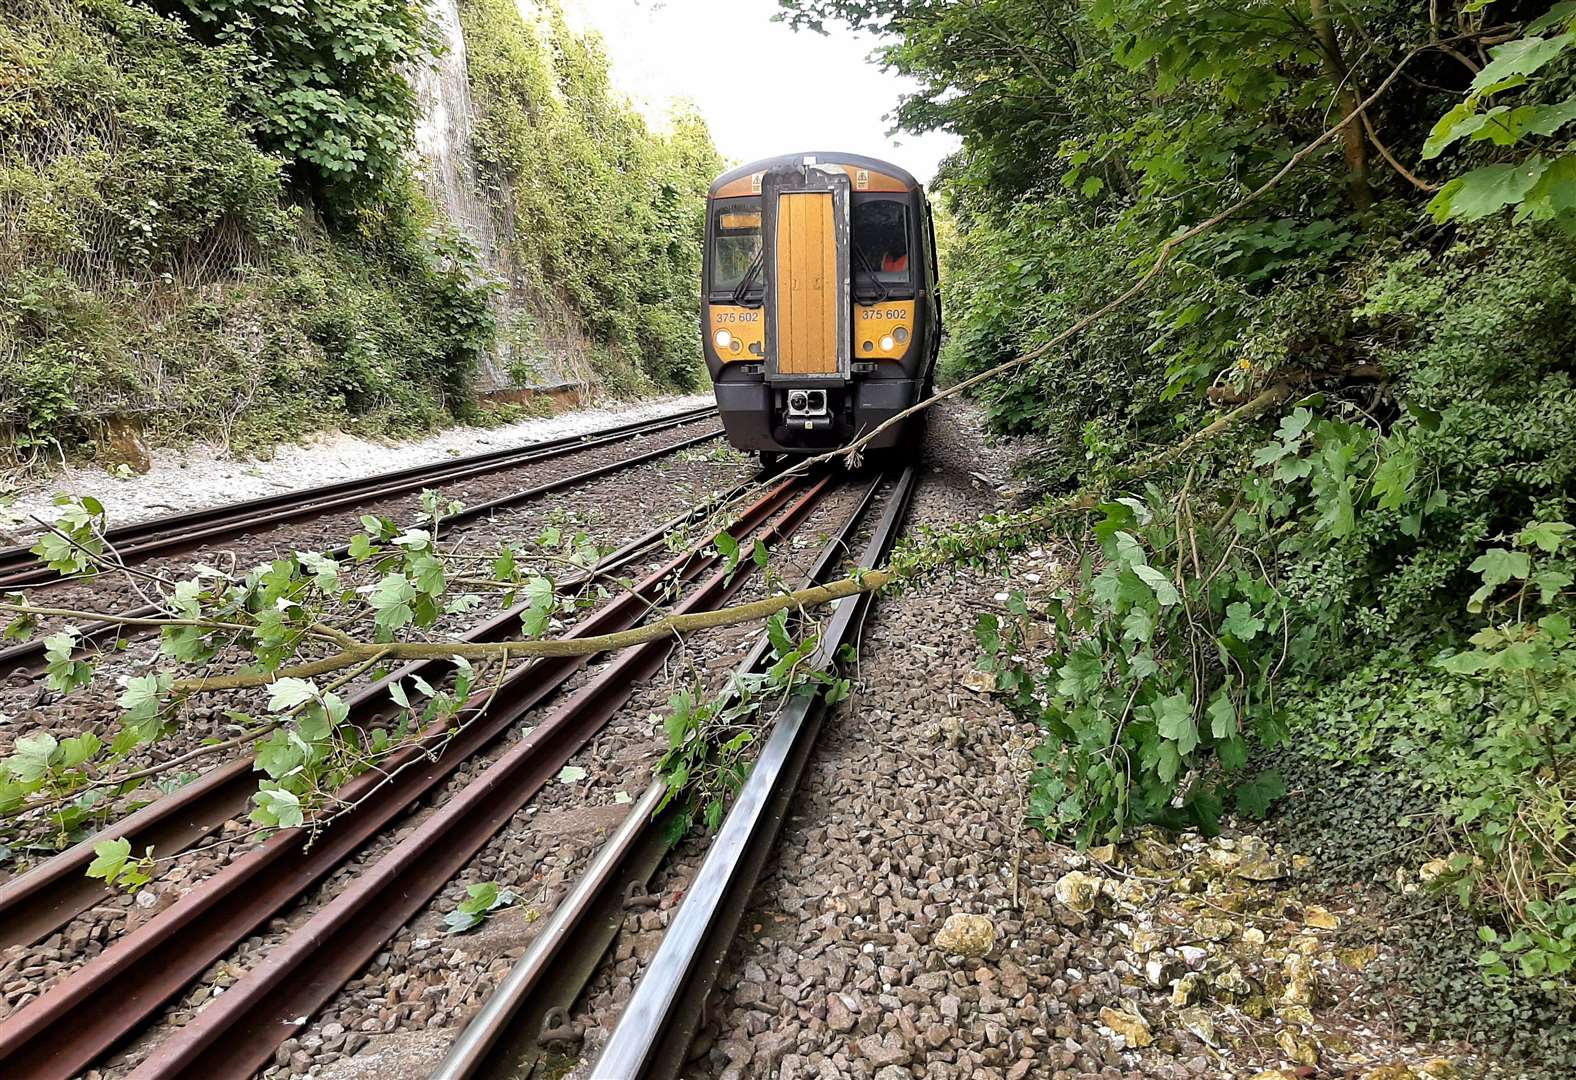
[
  {"x1": 0, "y1": 413, "x2": 721, "y2": 677},
  {"x1": 0, "y1": 405, "x2": 715, "y2": 589},
  {"x1": 0, "y1": 472, "x2": 822, "y2": 1079},
  {"x1": 0, "y1": 476, "x2": 751, "y2": 951}
]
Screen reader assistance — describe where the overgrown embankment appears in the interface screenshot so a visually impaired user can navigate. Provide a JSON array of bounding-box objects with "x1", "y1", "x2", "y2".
[
  {"x1": 0, "y1": 0, "x2": 718, "y2": 466},
  {"x1": 787, "y1": 0, "x2": 1575, "y2": 1071}
]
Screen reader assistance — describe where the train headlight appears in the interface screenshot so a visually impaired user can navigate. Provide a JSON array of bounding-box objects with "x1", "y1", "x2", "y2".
[
  {"x1": 880, "y1": 335, "x2": 895, "y2": 352},
  {"x1": 714, "y1": 329, "x2": 733, "y2": 350}
]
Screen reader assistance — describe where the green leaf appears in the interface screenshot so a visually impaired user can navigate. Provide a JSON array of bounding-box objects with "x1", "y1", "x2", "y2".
[
  {"x1": 1518, "y1": 521, "x2": 1573, "y2": 553},
  {"x1": 1470, "y1": 548, "x2": 1532, "y2": 589},
  {"x1": 1429, "y1": 158, "x2": 1549, "y2": 222},
  {"x1": 1469, "y1": 33, "x2": 1575, "y2": 97},
  {"x1": 1132, "y1": 564, "x2": 1180, "y2": 607},
  {"x1": 1532, "y1": 569, "x2": 1574, "y2": 604},
  {"x1": 409, "y1": 553, "x2": 447, "y2": 596},
  {"x1": 1424, "y1": 102, "x2": 1482, "y2": 159},
  {"x1": 58, "y1": 733, "x2": 101, "y2": 768},
  {"x1": 1207, "y1": 692, "x2": 1238, "y2": 740},
  {"x1": 1234, "y1": 771, "x2": 1288, "y2": 819},
  {"x1": 369, "y1": 573, "x2": 417, "y2": 636},
  {"x1": 557, "y1": 765, "x2": 588, "y2": 783},
  {"x1": 267, "y1": 677, "x2": 318, "y2": 712},
  {"x1": 117, "y1": 673, "x2": 172, "y2": 741},
  {"x1": 1222, "y1": 602, "x2": 1265, "y2": 640},
  {"x1": 254, "y1": 729, "x2": 304, "y2": 779},
  {"x1": 43, "y1": 630, "x2": 93, "y2": 695},
  {"x1": 251, "y1": 783, "x2": 304, "y2": 828},
  {"x1": 520, "y1": 576, "x2": 555, "y2": 638},
  {"x1": 1530, "y1": 3, "x2": 1576, "y2": 34},
  {"x1": 6, "y1": 732, "x2": 59, "y2": 783},
  {"x1": 85, "y1": 837, "x2": 152, "y2": 891},
  {"x1": 1152, "y1": 692, "x2": 1198, "y2": 755},
  {"x1": 444, "y1": 881, "x2": 517, "y2": 933},
  {"x1": 296, "y1": 551, "x2": 340, "y2": 592},
  {"x1": 767, "y1": 611, "x2": 795, "y2": 656},
  {"x1": 1370, "y1": 447, "x2": 1417, "y2": 511}
]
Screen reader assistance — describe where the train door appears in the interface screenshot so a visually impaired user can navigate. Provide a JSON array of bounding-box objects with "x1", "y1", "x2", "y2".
[{"x1": 760, "y1": 164, "x2": 851, "y2": 384}]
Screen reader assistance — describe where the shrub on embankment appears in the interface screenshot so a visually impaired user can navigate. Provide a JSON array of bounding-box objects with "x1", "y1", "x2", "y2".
[
  {"x1": 786, "y1": 0, "x2": 1575, "y2": 1060},
  {"x1": 0, "y1": 0, "x2": 718, "y2": 466}
]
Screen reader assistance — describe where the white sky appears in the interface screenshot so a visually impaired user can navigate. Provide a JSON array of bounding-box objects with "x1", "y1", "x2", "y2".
[{"x1": 557, "y1": 0, "x2": 960, "y2": 183}]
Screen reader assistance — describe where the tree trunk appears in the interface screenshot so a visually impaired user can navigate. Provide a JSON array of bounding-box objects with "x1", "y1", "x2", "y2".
[{"x1": 1310, "y1": 0, "x2": 1375, "y2": 211}]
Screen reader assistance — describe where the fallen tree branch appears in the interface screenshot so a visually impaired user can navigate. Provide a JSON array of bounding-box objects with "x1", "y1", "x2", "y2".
[
  {"x1": 5, "y1": 383, "x2": 1299, "y2": 698},
  {"x1": 1205, "y1": 363, "x2": 1388, "y2": 405}
]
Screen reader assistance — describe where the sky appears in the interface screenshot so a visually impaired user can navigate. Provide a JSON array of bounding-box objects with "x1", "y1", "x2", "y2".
[{"x1": 557, "y1": 0, "x2": 961, "y2": 183}]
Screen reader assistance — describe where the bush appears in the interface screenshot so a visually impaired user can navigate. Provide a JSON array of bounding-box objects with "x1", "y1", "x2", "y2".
[
  {"x1": 459, "y1": 0, "x2": 716, "y2": 396},
  {"x1": 0, "y1": 0, "x2": 500, "y2": 462}
]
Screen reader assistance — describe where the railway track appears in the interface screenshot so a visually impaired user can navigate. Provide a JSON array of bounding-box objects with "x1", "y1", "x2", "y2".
[
  {"x1": 0, "y1": 406, "x2": 722, "y2": 677},
  {"x1": 433, "y1": 464, "x2": 919, "y2": 1080},
  {"x1": 0, "y1": 464, "x2": 845, "y2": 1079},
  {"x1": 0, "y1": 478, "x2": 750, "y2": 952}
]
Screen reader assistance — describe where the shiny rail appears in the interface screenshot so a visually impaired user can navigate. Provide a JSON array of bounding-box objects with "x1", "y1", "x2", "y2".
[
  {"x1": 594, "y1": 463, "x2": 917, "y2": 1079},
  {"x1": 429, "y1": 469, "x2": 891, "y2": 1080}
]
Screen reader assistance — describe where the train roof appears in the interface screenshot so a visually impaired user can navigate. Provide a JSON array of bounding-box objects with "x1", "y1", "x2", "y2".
[{"x1": 709, "y1": 152, "x2": 922, "y2": 198}]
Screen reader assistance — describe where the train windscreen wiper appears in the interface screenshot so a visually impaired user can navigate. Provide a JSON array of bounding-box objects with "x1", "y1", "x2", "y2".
[
  {"x1": 731, "y1": 248, "x2": 765, "y2": 305},
  {"x1": 852, "y1": 244, "x2": 892, "y2": 303}
]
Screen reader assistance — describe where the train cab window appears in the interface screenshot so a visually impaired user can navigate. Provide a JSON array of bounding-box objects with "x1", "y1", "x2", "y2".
[
  {"x1": 852, "y1": 197, "x2": 913, "y2": 298},
  {"x1": 710, "y1": 198, "x2": 762, "y2": 298}
]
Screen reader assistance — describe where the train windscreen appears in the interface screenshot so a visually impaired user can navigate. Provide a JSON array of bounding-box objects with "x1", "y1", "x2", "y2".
[
  {"x1": 852, "y1": 197, "x2": 912, "y2": 297},
  {"x1": 710, "y1": 198, "x2": 762, "y2": 297}
]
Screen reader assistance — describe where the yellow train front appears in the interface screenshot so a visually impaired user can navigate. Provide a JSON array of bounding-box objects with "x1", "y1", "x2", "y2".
[{"x1": 702, "y1": 152, "x2": 941, "y2": 461}]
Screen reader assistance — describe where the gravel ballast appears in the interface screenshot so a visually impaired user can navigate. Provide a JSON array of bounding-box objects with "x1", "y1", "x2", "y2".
[{"x1": 2, "y1": 395, "x2": 714, "y2": 541}]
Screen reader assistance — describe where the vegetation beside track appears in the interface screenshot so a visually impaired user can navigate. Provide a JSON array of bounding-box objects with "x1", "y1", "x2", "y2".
[
  {"x1": 781, "y1": 0, "x2": 1576, "y2": 1067},
  {"x1": 0, "y1": 0, "x2": 717, "y2": 467}
]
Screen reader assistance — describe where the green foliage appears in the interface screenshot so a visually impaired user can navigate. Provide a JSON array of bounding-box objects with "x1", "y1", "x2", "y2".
[
  {"x1": 791, "y1": 0, "x2": 1576, "y2": 1017},
  {"x1": 459, "y1": 0, "x2": 719, "y2": 393},
  {"x1": 655, "y1": 612, "x2": 851, "y2": 838},
  {"x1": 85, "y1": 836, "x2": 153, "y2": 892},
  {"x1": 0, "y1": 0, "x2": 497, "y2": 459},
  {"x1": 977, "y1": 495, "x2": 1292, "y2": 845},
  {"x1": 153, "y1": 0, "x2": 436, "y2": 215},
  {"x1": 443, "y1": 880, "x2": 518, "y2": 933},
  {"x1": 1424, "y1": 4, "x2": 1576, "y2": 227},
  {"x1": 0, "y1": 490, "x2": 626, "y2": 846}
]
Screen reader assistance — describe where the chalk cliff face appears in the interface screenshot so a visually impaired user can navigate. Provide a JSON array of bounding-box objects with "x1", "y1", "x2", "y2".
[{"x1": 409, "y1": 0, "x2": 567, "y2": 393}]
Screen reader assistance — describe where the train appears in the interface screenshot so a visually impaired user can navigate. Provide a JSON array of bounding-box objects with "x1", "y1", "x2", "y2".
[{"x1": 701, "y1": 152, "x2": 942, "y2": 464}]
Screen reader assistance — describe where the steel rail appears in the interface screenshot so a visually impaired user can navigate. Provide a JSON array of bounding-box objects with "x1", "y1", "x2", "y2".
[
  {"x1": 0, "y1": 473, "x2": 821, "y2": 1080},
  {"x1": 120, "y1": 474, "x2": 840, "y2": 1080},
  {"x1": 594, "y1": 463, "x2": 918, "y2": 1080},
  {"x1": 430, "y1": 472, "x2": 889, "y2": 1080},
  {"x1": 0, "y1": 475, "x2": 754, "y2": 952},
  {"x1": 0, "y1": 419, "x2": 724, "y2": 677},
  {"x1": 0, "y1": 405, "x2": 716, "y2": 589}
]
